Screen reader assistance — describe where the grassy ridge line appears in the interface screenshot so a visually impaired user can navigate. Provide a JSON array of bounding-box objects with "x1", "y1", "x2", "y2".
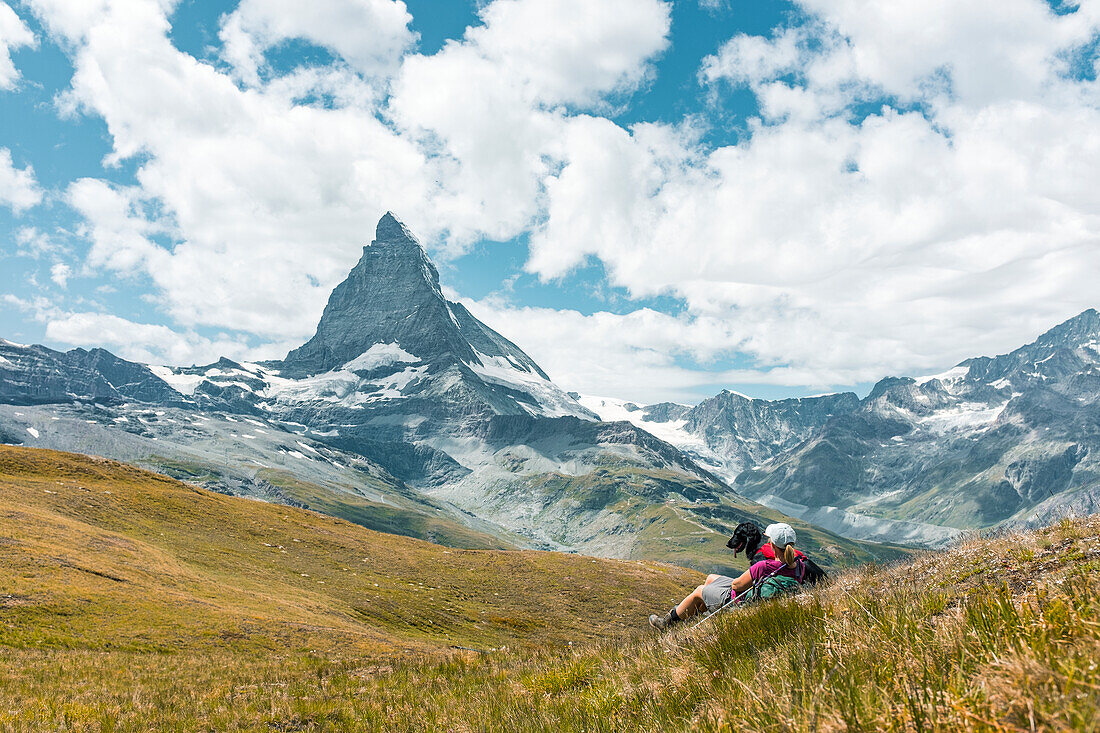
[
  {"x1": 0, "y1": 446, "x2": 700, "y2": 658},
  {"x1": 372, "y1": 515, "x2": 1097, "y2": 732}
]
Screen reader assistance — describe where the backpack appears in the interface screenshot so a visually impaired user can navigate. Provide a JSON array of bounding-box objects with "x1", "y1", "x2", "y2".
[
  {"x1": 751, "y1": 545, "x2": 829, "y2": 586},
  {"x1": 735, "y1": 557, "x2": 807, "y2": 605},
  {"x1": 754, "y1": 573, "x2": 802, "y2": 601}
]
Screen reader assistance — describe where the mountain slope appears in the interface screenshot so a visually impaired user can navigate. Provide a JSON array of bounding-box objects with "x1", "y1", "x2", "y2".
[
  {"x1": 279, "y1": 212, "x2": 590, "y2": 420},
  {"x1": 0, "y1": 340, "x2": 186, "y2": 406},
  {"x1": 0, "y1": 402, "x2": 509, "y2": 550},
  {"x1": 582, "y1": 310, "x2": 1100, "y2": 548},
  {"x1": 580, "y1": 391, "x2": 861, "y2": 483},
  {"x1": 0, "y1": 446, "x2": 699, "y2": 656},
  {"x1": 423, "y1": 413, "x2": 909, "y2": 572}
]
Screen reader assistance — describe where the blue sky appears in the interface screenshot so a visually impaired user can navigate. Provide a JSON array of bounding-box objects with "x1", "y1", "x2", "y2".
[{"x1": 1, "y1": 0, "x2": 1099, "y2": 403}]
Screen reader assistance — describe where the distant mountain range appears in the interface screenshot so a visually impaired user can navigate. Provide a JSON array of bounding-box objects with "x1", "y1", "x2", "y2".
[
  {"x1": 0, "y1": 213, "x2": 899, "y2": 573},
  {"x1": 582, "y1": 309, "x2": 1100, "y2": 545}
]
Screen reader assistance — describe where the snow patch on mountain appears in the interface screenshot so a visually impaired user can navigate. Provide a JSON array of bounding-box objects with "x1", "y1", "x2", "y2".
[
  {"x1": 578, "y1": 395, "x2": 700, "y2": 447},
  {"x1": 576, "y1": 394, "x2": 743, "y2": 482},
  {"x1": 344, "y1": 343, "x2": 420, "y2": 372},
  {"x1": 263, "y1": 362, "x2": 429, "y2": 407},
  {"x1": 149, "y1": 346, "x2": 433, "y2": 409},
  {"x1": 916, "y1": 365, "x2": 971, "y2": 386},
  {"x1": 468, "y1": 351, "x2": 592, "y2": 419},
  {"x1": 917, "y1": 400, "x2": 1009, "y2": 434},
  {"x1": 147, "y1": 365, "x2": 205, "y2": 395},
  {"x1": 367, "y1": 366, "x2": 428, "y2": 401}
]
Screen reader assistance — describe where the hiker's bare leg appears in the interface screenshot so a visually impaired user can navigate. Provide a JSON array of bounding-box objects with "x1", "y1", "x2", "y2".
[
  {"x1": 676, "y1": 575, "x2": 724, "y2": 619},
  {"x1": 675, "y1": 585, "x2": 708, "y2": 619}
]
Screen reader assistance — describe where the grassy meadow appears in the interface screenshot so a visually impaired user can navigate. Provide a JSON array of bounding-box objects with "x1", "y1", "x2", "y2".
[{"x1": 2, "y1": 446, "x2": 1099, "y2": 730}]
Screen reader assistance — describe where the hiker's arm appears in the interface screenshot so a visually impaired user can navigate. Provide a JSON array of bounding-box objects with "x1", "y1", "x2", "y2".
[{"x1": 730, "y1": 569, "x2": 753, "y2": 593}]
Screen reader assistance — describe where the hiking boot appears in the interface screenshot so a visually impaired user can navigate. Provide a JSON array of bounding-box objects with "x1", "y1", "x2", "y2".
[{"x1": 648, "y1": 612, "x2": 672, "y2": 630}]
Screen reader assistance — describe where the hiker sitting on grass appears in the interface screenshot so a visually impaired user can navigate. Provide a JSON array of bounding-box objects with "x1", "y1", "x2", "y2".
[
  {"x1": 727, "y1": 520, "x2": 828, "y2": 585},
  {"x1": 648, "y1": 523, "x2": 806, "y2": 630}
]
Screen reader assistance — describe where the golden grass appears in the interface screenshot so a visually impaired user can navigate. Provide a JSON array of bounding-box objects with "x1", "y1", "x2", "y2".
[{"x1": 2, "y1": 446, "x2": 1098, "y2": 731}]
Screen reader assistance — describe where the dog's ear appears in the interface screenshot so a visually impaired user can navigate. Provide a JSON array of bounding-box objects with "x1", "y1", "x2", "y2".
[{"x1": 744, "y1": 524, "x2": 764, "y2": 559}]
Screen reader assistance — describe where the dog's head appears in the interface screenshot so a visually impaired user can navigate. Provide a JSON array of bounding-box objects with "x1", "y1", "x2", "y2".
[{"x1": 726, "y1": 521, "x2": 764, "y2": 558}]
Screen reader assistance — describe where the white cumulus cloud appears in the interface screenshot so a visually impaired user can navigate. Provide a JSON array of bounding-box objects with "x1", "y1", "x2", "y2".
[
  {"x1": 67, "y1": 178, "x2": 170, "y2": 274},
  {"x1": 14, "y1": 227, "x2": 61, "y2": 258},
  {"x1": 461, "y1": 297, "x2": 852, "y2": 404},
  {"x1": 521, "y1": 0, "x2": 1100, "y2": 389},
  {"x1": 43, "y1": 311, "x2": 283, "y2": 366},
  {"x1": 467, "y1": 0, "x2": 670, "y2": 106},
  {"x1": 386, "y1": 0, "x2": 671, "y2": 248},
  {"x1": 49, "y1": 262, "x2": 71, "y2": 288},
  {"x1": 0, "y1": 1, "x2": 35, "y2": 89},
  {"x1": 0, "y1": 148, "x2": 42, "y2": 212},
  {"x1": 219, "y1": 0, "x2": 416, "y2": 85}
]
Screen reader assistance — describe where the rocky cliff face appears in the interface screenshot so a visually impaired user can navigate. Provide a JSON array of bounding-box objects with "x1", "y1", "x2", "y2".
[
  {"x1": 270, "y1": 213, "x2": 591, "y2": 425},
  {"x1": 284, "y1": 214, "x2": 474, "y2": 376},
  {"x1": 580, "y1": 390, "x2": 861, "y2": 485},
  {"x1": 283, "y1": 213, "x2": 548, "y2": 381},
  {"x1": 682, "y1": 390, "x2": 860, "y2": 479},
  {"x1": 0, "y1": 341, "x2": 186, "y2": 406}
]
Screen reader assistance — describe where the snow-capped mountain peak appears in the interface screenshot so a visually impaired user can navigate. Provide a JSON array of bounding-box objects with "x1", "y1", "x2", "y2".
[{"x1": 282, "y1": 212, "x2": 466, "y2": 377}]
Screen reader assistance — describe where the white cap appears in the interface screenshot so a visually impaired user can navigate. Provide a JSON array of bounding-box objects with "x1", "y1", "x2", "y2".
[{"x1": 764, "y1": 522, "x2": 796, "y2": 548}]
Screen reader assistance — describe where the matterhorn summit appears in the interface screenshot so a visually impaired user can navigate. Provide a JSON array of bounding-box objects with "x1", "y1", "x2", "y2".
[
  {"x1": 280, "y1": 213, "x2": 574, "y2": 418},
  {"x1": 286, "y1": 213, "x2": 480, "y2": 376}
]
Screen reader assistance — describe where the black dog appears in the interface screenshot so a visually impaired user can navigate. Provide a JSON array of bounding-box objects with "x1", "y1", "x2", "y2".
[
  {"x1": 726, "y1": 521, "x2": 766, "y2": 560},
  {"x1": 726, "y1": 521, "x2": 828, "y2": 585}
]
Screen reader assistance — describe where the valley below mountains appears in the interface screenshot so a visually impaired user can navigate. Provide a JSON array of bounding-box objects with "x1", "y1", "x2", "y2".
[{"x1": 2, "y1": 213, "x2": 1096, "y2": 560}]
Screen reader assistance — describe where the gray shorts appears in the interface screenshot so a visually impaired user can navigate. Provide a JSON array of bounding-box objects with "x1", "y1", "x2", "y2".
[{"x1": 700, "y1": 575, "x2": 734, "y2": 611}]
